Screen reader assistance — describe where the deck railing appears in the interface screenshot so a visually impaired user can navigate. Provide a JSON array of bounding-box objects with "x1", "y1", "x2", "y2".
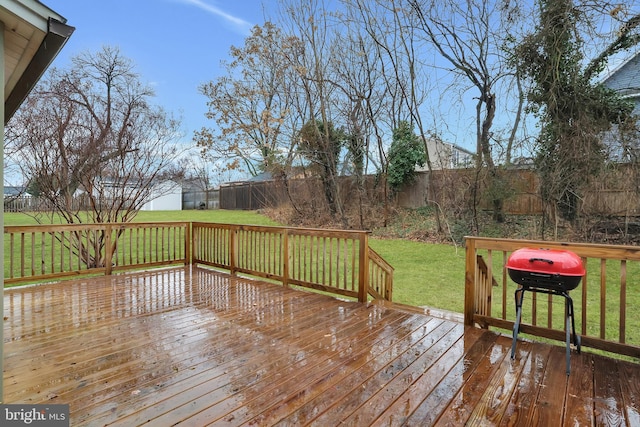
[
  {"x1": 191, "y1": 222, "x2": 393, "y2": 302},
  {"x1": 4, "y1": 222, "x2": 392, "y2": 303},
  {"x1": 4, "y1": 222, "x2": 189, "y2": 284},
  {"x1": 368, "y1": 247, "x2": 393, "y2": 301},
  {"x1": 465, "y1": 236, "x2": 640, "y2": 359}
]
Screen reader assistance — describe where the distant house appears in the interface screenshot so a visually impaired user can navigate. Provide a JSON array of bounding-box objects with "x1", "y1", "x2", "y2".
[
  {"x1": 3, "y1": 186, "x2": 33, "y2": 212},
  {"x1": 601, "y1": 50, "x2": 640, "y2": 161},
  {"x1": 416, "y1": 137, "x2": 475, "y2": 171},
  {"x1": 601, "y1": 50, "x2": 640, "y2": 115},
  {"x1": 76, "y1": 179, "x2": 182, "y2": 211},
  {"x1": 4, "y1": 186, "x2": 27, "y2": 198},
  {"x1": 248, "y1": 172, "x2": 274, "y2": 182}
]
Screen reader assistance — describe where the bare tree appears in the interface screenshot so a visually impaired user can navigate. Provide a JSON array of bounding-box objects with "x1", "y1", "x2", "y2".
[
  {"x1": 337, "y1": 1, "x2": 423, "y2": 227},
  {"x1": 5, "y1": 46, "x2": 184, "y2": 266},
  {"x1": 196, "y1": 22, "x2": 294, "y2": 178},
  {"x1": 342, "y1": 0, "x2": 522, "y2": 233},
  {"x1": 403, "y1": 0, "x2": 524, "y2": 227},
  {"x1": 346, "y1": 0, "x2": 449, "y2": 231},
  {"x1": 276, "y1": 0, "x2": 350, "y2": 224}
]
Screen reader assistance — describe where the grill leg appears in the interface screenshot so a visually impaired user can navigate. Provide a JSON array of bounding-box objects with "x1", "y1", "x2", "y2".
[
  {"x1": 566, "y1": 294, "x2": 580, "y2": 353},
  {"x1": 565, "y1": 299, "x2": 571, "y2": 375},
  {"x1": 563, "y1": 293, "x2": 580, "y2": 375},
  {"x1": 511, "y1": 287, "x2": 525, "y2": 360}
]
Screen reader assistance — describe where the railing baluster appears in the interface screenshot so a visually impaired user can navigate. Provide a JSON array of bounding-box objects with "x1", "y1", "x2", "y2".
[
  {"x1": 30, "y1": 232, "x2": 35, "y2": 277},
  {"x1": 313, "y1": 235, "x2": 317, "y2": 284},
  {"x1": 620, "y1": 260, "x2": 627, "y2": 344},
  {"x1": 335, "y1": 237, "x2": 340, "y2": 289},
  {"x1": 351, "y1": 240, "x2": 357, "y2": 291},
  {"x1": 486, "y1": 250, "x2": 492, "y2": 318},
  {"x1": 19, "y1": 232, "x2": 25, "y2": 277},
  {"x1": 327, "y1": 237, "x2": 334, "y2": 286},
  {"x1": 531, "y1": 286, "x2": 537, "y2": 327},
  {"x1": 63, "y1": 231, "x2": 68, "y2": 271},
  {"x1": 10, "y1": 233, "x2": 15, "y2": 279},
  {"x1": 582, "y1": 257, "x2": 588, "y2": 336},
  {"x1": 601, "y1": 258, "x2": 607, "y2": 340},
  {"x1": 502, "y1": 251, "x2": 508, "y2": 320},
  {"x1": 40, "y1": 232, "x2": 45, "y2": 275},
  {"x1": 127, "y1": 228, "x2": 131, "y2": 265}
]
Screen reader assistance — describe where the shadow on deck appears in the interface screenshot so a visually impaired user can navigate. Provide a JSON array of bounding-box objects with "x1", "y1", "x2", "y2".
[{"x1": 3, "y1": 267, "x2": 640, "y2": 426}]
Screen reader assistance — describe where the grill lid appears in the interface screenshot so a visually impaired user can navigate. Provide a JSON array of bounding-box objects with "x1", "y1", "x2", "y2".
[{"x1": 507, "y1": 248, "x2": 585, "y2": 277}]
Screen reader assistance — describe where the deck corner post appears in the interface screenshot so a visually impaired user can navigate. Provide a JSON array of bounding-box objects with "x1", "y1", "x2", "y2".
[
  {"x1": 358, "y1": 232, "x2": 369, "y2": 303},
  {"x1": 464, "y1": 237, "x2": 477, "y2": 327}
]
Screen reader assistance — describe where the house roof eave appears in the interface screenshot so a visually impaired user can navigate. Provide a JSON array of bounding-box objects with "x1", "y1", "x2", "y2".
[{"x1": 3, "y1": 1, "x2": 74, "y2": 124}]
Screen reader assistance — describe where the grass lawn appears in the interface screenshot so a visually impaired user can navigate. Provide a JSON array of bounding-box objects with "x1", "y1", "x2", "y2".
[
  {"x1": 3, "y1": 210, "x2": 282, "y2": 227},
  {"x1": 368, "y1": 239, "x2": 465, "y2": 312},
  {"x1": 133, "y1": 210, "x2": 282, "y2": 226}
]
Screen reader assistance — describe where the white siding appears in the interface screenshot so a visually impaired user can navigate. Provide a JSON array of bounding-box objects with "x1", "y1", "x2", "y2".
[{"x1": 141, "y1": 181, "x2": 182, "y2": 211}]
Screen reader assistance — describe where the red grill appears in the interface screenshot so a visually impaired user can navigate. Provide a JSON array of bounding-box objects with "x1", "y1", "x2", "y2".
[{"x1": 507, "y1": 247, "x2": 585, "y2": 375}]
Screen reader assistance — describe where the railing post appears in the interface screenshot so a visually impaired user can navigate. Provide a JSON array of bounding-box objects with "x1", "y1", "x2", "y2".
[
  {"x1": 386, "y1": 267, "x2": 393, "y2": 301},
  {"x1": 282, "y1": 229, "x2": 289, "y2": 287},
  {"x1": 358, "y1": 232, "x2": 369, "y2": 303},
  {"x1": 230, "y1": 225, "x2": 237, "y2": 275},
  {"x1": 464, "y1": 237, "x2": 477, "y2": 326},
  {"x1": 105, "y1": 224, "x2": 113, "y2": 275},
  {"x1": 185, "y1": 222, "x2": 192, "y2": 265}
]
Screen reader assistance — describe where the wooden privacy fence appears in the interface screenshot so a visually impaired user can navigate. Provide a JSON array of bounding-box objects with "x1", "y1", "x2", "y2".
[
  {"x1": 4, "y1": 222, "x2": 393, "y2": 303},
  {"x1": 217, "y1": 166, "x2": 640, "y2": 217},
  {"x1": 465, "y1": 236, "x2": 640, "y2": 359},
  {"x1": 191, "y1": 222, "x2": 393, "y2": 302}
]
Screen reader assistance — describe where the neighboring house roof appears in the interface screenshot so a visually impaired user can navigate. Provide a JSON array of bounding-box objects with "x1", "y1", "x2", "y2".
[
  {"x1": 4, "y1": 186, "x2": 26, "y2": 196},
  {"x1": 601, "y1": 50, "x2": 640, "y2": 101},
  {"x1": 2, "y1": 0, "x2": 74, "y2": 124},
  {"x1": 248, "y1": 172, "x2": 273, "y2": 182},
  {"x1": 448, "y1": 142, "x2": 475, "y2": 157}
]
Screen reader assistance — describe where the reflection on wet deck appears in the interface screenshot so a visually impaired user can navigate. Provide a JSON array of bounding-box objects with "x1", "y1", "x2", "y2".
[{"x1": 4, "y1": 266, "x2": 640, "y2": 425}]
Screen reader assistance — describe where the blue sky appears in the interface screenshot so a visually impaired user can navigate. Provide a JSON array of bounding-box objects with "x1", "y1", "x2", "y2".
[{"x1": 43, "y1": 0, "x2": 269, "y2": 144}]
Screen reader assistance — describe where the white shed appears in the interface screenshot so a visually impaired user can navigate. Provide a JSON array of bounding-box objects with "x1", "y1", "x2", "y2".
[{"x1": 141, "y1": 181, "x2": 182, "y2": 211}]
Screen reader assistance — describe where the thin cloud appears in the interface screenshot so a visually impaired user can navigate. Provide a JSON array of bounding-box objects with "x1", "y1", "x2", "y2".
[{"x1": 177, "y1": 0, "x2": 253, "y2": 34}]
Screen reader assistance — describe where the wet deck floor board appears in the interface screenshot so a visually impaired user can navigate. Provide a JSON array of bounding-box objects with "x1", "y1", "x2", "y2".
[{"x1": 4, "y1": 266, "x2": 640, "y2": 426}]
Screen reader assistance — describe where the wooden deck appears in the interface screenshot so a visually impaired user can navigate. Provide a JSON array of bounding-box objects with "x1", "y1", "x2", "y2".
[{"x1": 4, "y1": 267, "x2": 640, "y2": 426}]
